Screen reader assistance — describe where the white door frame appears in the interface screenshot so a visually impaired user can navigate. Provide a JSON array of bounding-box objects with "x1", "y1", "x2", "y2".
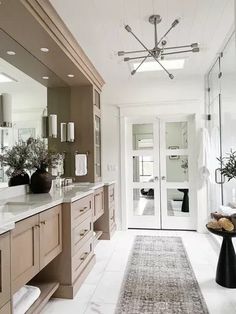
[{"x1": 120, "y1": 113, "x2": 198, "y2": 231}]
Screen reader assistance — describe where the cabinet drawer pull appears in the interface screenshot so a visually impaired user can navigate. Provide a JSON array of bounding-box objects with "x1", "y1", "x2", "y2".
[
  {"x1": 40, "y1": 221, "x2": 46, "y2": 225},
  {"x1": 95, "y1": 193, "x2": 100, "y2": 197},
  {"x1": 80, "y1": 206, "x2": 88, "y2": 212},
  {"x1": 35, "y1": 224, "x2": 40, "y2": 228},
  {"x1": 80, "y1": 252, "x2": 89, "y2": 261},
  {"x1": 80, "y1": 229, "x2": 88, "y2": 237}
]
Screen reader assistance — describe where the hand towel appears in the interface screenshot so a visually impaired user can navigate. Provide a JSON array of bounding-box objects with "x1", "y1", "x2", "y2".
[
  {"x1": 13, "y1": 285, "x2": 41, "y2": 314},
  {"x1": 75, "y1": 154, "x2": 87, "y2": 176}
]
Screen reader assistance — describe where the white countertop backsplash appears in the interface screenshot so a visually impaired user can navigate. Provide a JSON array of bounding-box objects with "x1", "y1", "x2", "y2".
[{"x1": 0, "y1": 181, "x2": 115, "y2": 235}]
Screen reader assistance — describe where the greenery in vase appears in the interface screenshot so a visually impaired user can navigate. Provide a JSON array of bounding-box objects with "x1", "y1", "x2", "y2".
[
  {"x1": 27, "y1": 137, "x2": 61, "y2": 171},
  {"x1": 218, "y1": 150, "x2": 236, "y2": 181},
  {"x1": 0, "y1": 141, "x2": 31, "y2": 177}
]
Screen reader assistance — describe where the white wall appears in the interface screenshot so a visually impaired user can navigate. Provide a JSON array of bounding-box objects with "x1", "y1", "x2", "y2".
[{"x1": 101, "y1": 76, "x2": 206, "y2": 231}]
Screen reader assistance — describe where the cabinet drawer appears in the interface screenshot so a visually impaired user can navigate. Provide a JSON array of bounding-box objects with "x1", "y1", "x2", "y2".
[
  {"x1": 0, "y1": 301, "x2": 11, "y2": 314},
  {"x1": 72, "y1": 240, "x2": 93, "y2": 282},
  {"x1": 0, "y1": 233, "x2": 10, "y2": 309},
  {"x1": 72, "y1": 214, "x2": 93, "y2": 256},
  {"x1": 71, "y1": 194, "x2": 93, "y2": 228}
]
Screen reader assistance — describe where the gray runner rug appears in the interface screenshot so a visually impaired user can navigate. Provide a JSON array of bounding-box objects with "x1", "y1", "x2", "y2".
[{"x1": 115, "y1": 236, "x2": 208, "y2": 314}]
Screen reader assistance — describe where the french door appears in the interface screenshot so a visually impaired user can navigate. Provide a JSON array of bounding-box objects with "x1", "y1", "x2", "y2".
[{"x1": 127, "y1": 116, "x2": 196, "y2": 230}]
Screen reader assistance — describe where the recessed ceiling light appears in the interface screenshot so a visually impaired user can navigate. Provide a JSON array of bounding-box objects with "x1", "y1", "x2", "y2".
[
  {"x1": 67, "y1": 74, "x2": 75, "y2": 78},
  {"x1": 6, "y1": 51, "x2": 16, "y2": 56},
  {"x1": 0, "y1": 73, "x2": 17, "y2": 83},
  {"x1": 42, "y1": 76, "x2": 49, "y2": 80},
  {"x1": 133, "y1": 59, "x2": 185, "y2": 72},
  {"x1": 40, "y1": 47, "x2": 49, "y2": 53}
]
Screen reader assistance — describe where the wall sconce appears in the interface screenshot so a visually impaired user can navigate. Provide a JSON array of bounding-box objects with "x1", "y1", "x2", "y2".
[
  {"x1": 0, "y1": 93, "x2": 12, "y2": 127},
  {"x1": 42, "y1": 114, "x2": 57, "y2": 138},
  {"x1": 60, "y1": 122, "x2": 75, "y2": 143}
]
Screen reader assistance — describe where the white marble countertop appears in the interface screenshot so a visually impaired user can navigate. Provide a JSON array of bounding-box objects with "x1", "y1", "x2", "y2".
[{"x1": 0, "y1": 181, "x2": 116, "y2": 235}]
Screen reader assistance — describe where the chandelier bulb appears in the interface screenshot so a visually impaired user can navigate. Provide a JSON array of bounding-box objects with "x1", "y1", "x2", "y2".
[
  {"x1": 131, "y1": 70, "x2": 136, "y2": 75},
  {"x1": 125, "y1": 25, "x2": 132, "y2": 32},
  {"x1": 191, "y1": 43, "x2": 198, "y2": 48},
  {"x1": 118, "y1": 51, "x2": 125, "y2": 56},
  {"x1": 169, "y1": 74, "x2": 174, "y2": 80},
  {"x1": 124, "y1": 57, "x2": 129, "y2": 62},
  {"x1": 192, "y1": 47, "x2": 200, "y2": 53},
  {"x1": 172, "y1": 19, "x2": 179, "y2": 27}
]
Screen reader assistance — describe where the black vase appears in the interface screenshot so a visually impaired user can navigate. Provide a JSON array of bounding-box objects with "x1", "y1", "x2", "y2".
[
  {"x1": 8, "y1": 172, "x2": 30, "y2": 187},
  {"x1": 30, "y1": 168, "x2": 52, "y2": 193}
]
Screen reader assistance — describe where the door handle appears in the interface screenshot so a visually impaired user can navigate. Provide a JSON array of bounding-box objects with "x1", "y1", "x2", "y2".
[
  {"x1": 161, "y1": 176, "x2": 166, "y2": 180},
  {"x1": 154, "y1": 176, "x2": 159, "y2": 181},
  {"x1": 215, "y1": 168, "x2": 225, "y2": 184}
]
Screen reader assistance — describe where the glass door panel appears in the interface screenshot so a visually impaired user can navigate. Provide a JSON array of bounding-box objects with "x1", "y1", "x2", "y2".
[
  {"x1": 128, "y1": 121, "x2": 160, "y2": 229},
  {"x1": 160, "y1": 117, "x2": 195, "y2": 230},
  {"x1": 220, "y1": 32, "x2": 236, "y2": 206}
]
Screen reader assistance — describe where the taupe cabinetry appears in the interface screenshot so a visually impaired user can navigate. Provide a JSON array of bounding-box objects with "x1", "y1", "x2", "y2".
[
  {"x1": 0, "y1": 233, "x2": 11, "y2": 312},
  {"x1": 94, "y1": 187, "x2": 104, "y2": 221},
  {"x1": 39, "y1": 205, "x2": 62, "y2": 269},
  {"x1": 39, "y1": 194, "x2": 95, "y2": 299},
  {"x1": 11, "y1": 205, "x2": 62, "y2": 293},
  {"x1": 94, "y1": 184, "x2": 116, "y2": 240}
]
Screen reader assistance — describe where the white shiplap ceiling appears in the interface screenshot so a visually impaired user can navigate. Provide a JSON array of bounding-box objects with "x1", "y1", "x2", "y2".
[{"x1": 50, "y1": 0, "x2": 234, "y2": 83}]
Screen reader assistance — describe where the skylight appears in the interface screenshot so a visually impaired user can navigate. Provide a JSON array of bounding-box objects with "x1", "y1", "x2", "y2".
[
  {"x1": 0, "y1": 72, "x2": 16, "y2": 83},
  {"x1": 133, "y1": 59, "x2": 185, "y2": 73}
]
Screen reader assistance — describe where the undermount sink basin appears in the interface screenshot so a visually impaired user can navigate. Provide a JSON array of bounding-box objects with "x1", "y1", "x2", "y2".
[{"x1": 0, "y1": 201, "x2": 35, "y2": 211}]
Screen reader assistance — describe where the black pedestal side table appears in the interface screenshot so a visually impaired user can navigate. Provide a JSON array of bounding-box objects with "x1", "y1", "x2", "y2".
[{"x1": 207, "y1": 226, "x2": 236, "y2": 288}]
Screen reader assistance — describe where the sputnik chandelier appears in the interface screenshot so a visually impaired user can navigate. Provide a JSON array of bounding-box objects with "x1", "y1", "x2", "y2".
[{"x1": 118, "y1": 14, "x2": 200, "y2": 79}]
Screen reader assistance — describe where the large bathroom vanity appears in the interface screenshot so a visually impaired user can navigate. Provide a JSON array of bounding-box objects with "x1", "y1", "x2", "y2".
[{"x1": 0, "y1": 182, "x2": 116, "y2": 313}]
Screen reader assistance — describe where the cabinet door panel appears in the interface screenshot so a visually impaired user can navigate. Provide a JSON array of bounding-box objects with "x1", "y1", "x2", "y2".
[
  {"x1": 39, "y1": 205, "x2": 62, "y2": 269},
  {"x1": 94, "y1": 188, "x2": 104, "y2": 221},
  {"x1": 11, "y1": 215, "x2": 40, "y2": 293},
  {"x1": 0, "y1": 233, "x2": 10, "y2": 309}
]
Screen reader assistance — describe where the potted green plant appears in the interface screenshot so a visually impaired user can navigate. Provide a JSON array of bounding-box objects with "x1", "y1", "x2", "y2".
[
  {"x1": 218, "y1": 150, "x2": 236, "y2": 181},
  {"x1": 0, "y1": 141, "x2": 31, "y2": 187},
  {"x1": 27, "y1": 138, "x2": 61, "y2": 193}
]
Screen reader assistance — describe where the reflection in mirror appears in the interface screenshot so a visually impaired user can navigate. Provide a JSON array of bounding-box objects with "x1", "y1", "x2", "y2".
[
  {"x1": 132, "y1": 123, "x2": 153, "y2": 150},
  {"x1": 0, "y1": 57, "x2": 47, "y2": 185},
  {"x1": 133, "y1": 156, "x2": 154, "y2": 182},
  {"x1": 133, "y1": 188, "x2": 154, "y2": 216},
  {"x1": 166, "y1": 155, "x2": 188, "y2": 182},
  {"x1": 166, "y1": 122, "x2": 188, "y2": 149},
  {"x1": 167, "y1": 188, "x2": 189, "y2": 216}
]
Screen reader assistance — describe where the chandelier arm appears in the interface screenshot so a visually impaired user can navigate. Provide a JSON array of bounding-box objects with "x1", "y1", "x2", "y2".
[
  {"x1": 131, "y1": 54, "x2": 150, "y2": 75},
  {"x1": 157, "y1": 19, "x2": 179, "y2": 45},
  {"x1": 122, "y1": 49, "x2": 148, "y2": 55},
  {"x1": 162, "y1": 49, "x2": 195, "y2": 56},
  {"x1": 154, "y1": 20, "x2": 158, "y2": 50},
  {"x1": 163, "y1": 45, "x2": 193, "y2": 50},
  {"x1": 125, "y1": 55, "x2": 153, "y2": 61},
  {"x1": 126, "y1": 28, "x2": 173, "y2": 78}
]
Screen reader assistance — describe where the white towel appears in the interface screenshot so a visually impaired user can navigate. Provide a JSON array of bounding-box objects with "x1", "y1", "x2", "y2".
[
  {"x1": 220, "y1": 205, "x2": 236, "y2": 216},
  {"x1": 75, "y1": 154, "x2": 87, "y2": 176},
  {"x1": 13, "y1": 285, "x2": 41, "y2": 314}
]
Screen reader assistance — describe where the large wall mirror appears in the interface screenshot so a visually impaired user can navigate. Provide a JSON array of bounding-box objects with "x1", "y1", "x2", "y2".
[
  {"x1": 0, "y1": 29, "x2": 68, "y2": 187},
  {"x1": 0, "y1": 57, "x2": 47, "y2": 185}
]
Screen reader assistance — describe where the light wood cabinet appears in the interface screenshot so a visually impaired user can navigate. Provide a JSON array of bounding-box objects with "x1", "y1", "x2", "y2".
[
  {"x1": 11, "y1": 215, "x2": 40, "y2": 293},
  {"x1": 0, "y1": 233, "x2": 11, "y2": 310},
  {"x1": 94, "y1": 184, "x2": 116, "y2": 240},
  {"x1": 0, "y1": 301, "x2": 11, "y2": 314},
  {"x1": 11, "y1": 205, "x2": 62, "y2": 293},
  {"x1": 37, "y1": 194, "x2": 95, "y2": 299},
  {"x1": 94, "y1": 187, "x2": 104, "y2": 221},
  {"x1": 39, "y1": 205, "x2": 62, "y2": 269}
]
